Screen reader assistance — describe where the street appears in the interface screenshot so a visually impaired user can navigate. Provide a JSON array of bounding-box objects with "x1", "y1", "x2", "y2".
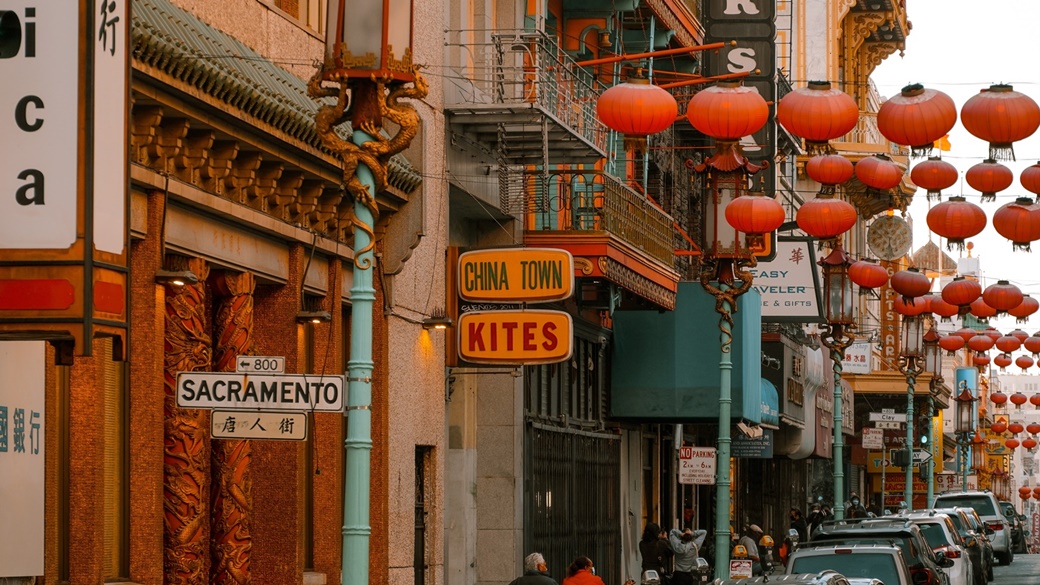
[{"x1": 993, "y1": 555, "x2": 1040, "y2": 585}]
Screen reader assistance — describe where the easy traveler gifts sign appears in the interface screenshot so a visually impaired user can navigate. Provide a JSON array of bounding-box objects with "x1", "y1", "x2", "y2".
[
  {"x1": 456, "y1": 248, "x2": 574, "y2": 365},
  {"x1": 750, "y1": 239, "x2": 823, "y2": 321}
]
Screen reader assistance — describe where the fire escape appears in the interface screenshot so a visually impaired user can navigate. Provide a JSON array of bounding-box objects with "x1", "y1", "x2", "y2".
[{"x1": 445, "y1": 17, "x2": 684, "y2": 312}]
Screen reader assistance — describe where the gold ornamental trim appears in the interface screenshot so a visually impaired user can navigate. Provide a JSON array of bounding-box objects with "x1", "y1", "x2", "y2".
[{"x1": 602, "y1": 257, "x2": 676, "y2": 310}]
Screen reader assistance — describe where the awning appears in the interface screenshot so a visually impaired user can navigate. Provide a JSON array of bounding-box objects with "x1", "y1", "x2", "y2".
[{"x1": 761, "y1": 380, "x2": 780, "y2": 429}]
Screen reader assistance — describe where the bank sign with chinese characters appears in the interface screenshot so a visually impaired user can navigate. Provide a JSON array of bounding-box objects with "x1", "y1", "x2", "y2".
[{"x1": 749, "y1": 240, "x2": 823, "y2": 322}]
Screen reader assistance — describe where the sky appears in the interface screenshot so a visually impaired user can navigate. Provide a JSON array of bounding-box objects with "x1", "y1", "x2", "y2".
[{"x1": 870, "y1": 0, "x2": 1040, "y2": 335}]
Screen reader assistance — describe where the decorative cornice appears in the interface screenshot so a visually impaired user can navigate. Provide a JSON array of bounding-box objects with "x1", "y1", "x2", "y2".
[
  {"x1": 602, "y1": 257, "x2": 677, "y2": 310},
  {"x1": 644, "y1": 0, "x2": 699, "y2": 48}
]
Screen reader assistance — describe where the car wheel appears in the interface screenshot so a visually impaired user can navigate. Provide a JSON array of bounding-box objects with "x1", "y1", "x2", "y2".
[{"x1": 987, "y1": 563, "x2": 994, "y2": 580}]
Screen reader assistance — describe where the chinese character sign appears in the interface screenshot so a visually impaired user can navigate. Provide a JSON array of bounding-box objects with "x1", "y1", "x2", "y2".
[{"x1": 0, "y1": 341, "x2": 45, "y2": 577}]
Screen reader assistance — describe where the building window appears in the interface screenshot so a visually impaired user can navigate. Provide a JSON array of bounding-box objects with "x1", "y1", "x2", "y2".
[{"x1": 269, "y1": 0, "x2": 325, "y2": 35}]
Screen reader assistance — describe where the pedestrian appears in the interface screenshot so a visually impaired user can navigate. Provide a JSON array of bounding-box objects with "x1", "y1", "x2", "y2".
[
  {"x1": 820, "y1": 504, "x2": 834, "y2": 521},
  {"x1": 846, "y1": 492, "x2": 867, "y2": 519},
  {"x1": 738, "y1": 524, "x2": 764, "y2": 576},
  {"x1": 668, "y1": 527, "x2": 707, "y2": 585},
  {"x1": 561, "y1": 556, "x2": 635, "y2": 585},
  {"x1": 509, "y1": 552, "x2": 559, "y2": 585},
  {"x1": 789, "y1": 507, "x2": 808, "y2": 542},
  {"x1": 639, "y1": 522, "x2": 673, "y2": 578},
  {"x1": 806, "y1": 503, "x2": 824, "y2": 537}
]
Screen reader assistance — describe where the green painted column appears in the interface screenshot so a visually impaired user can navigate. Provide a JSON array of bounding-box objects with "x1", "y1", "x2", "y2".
[
  {"x1": 905, "y1": 370, "x2": 916, "y2": 509},
  {"x1": 831, "y1": 348, "x2": 846, "y2": 521},
  {"x1": 712, "y1": 278, "x2": 734, "y2": 580},
  {"x1": 343, "y1": 130, "x2": 377, "y2": 585}
]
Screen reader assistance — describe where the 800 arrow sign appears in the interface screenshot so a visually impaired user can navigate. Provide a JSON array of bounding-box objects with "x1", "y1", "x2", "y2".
[{"x1": 236, "y1": 356, "x2": 285, "y2": 374}]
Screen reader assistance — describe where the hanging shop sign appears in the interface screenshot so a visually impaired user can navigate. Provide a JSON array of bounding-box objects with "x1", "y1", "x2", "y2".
[
  {"x1": 457, "y1": 310, "x2": 572, "y2": 365},
  {"x1": 0, "y1": 0, "x2": 129, "y2": 357},
  {"x1": 751, "y1": 239, "x2": 823, "y2": 321},
  {"x1": 211, "y1": 410, "x2": 307, "y2": 441},
  {"x1": 458, "y1": 248, "x2": 574, "y2": 303}
]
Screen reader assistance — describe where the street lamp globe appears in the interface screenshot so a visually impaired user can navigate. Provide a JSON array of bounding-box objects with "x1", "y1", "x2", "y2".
[{"x1": 955, "y1": 388, "x2": 977, "y2": 435}]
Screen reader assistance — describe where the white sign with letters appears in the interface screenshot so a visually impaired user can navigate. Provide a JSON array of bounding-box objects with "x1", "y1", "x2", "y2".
[
  {"x1": 0, "y1": 341, "x2": 45, "y2": 577},
  {"x1": 176, "y1": 372, "x2": 344, "y2": 412},
  {"x1": 0, "y1": 1, "x2": 79, "y2": 249},
  {"x1": 750, "y1": 240, "x2": 820, "y2": 319},
  {"x1": 212, "y1": 410, "x2": 307, "y2": 441},
  {"x1": 93, "y1": 0, "x2": 127, "y2": 254},
  {"x1": 679, "y1": 446, "x2": 716, "y2": 485},
  {"x1": 842, "y1": 342, "x2": 872, "y2": 374}
]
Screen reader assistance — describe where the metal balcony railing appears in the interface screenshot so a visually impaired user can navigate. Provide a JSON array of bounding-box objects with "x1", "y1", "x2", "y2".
[
  {"x1": 444, "y1": 28, "x2": 608, "y2": 155},
  {"x1": 507, "y1": 168, "x2": 674, "y2": 266}
]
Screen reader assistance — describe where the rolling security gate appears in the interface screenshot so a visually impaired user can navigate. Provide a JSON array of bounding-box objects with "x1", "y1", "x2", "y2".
[{"x1": 524, "y1": 332, "x2": 620, "y2": 584}]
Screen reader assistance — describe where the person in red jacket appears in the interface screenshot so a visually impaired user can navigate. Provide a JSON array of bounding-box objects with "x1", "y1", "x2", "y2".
[{"x1": 561, "y1": 556, "x2": 635, "y2": 585}]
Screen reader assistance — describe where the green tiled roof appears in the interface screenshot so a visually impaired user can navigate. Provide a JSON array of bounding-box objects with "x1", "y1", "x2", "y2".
[{"x1": 132, "y1": 0, "x2": 422, "y2": 194}]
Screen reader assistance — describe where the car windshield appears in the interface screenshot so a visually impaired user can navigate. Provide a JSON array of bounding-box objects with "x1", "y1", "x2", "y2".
[
  {"x1": 917, "y1": 522, "x2": 951, "y2": 548},
  {"x1": 934, "y1": 496, "x2": 997, "y2": 516},
  {"x1": 791, "y1": 553, "x2": 900, "y2": 585}
]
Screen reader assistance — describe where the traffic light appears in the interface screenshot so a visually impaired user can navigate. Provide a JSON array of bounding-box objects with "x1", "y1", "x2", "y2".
[{"x1": 892, "y1": 448, "x2": 911, "y2": 468}]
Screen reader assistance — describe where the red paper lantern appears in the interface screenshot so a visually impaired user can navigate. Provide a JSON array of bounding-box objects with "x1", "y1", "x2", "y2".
[
  {"x1": 894, "y1": 296, "x2": 928, "y2": 316},
  {"x1": 795, "y1": 198, "x2": 857, "y2": 239},
  {"x1": 1006, "y1": 438, "x2": 1021, "y2": 450},
  {"x1": 968, "y1": 334, "x2": 995, "y2": 353},
  {"x1": 995, "y1": 353, "x2": 1013, "y2": 369},
  {"x1": 961, "y1": 84, "x2": 1040, "y2": 160},
  {"x1": 1023, "y1": 436, "x2": 1037, "y2": 450},
  {"x1": 992, "y1": 197, "x2": 1040, "y2": 251},
  {"x1": 1017, "y1": 355, "x2": 1036, "y2": 371},
  {"x1": 925, "y1": 196, "x2": 987, "y2": 251},
  {"x1": 1010, "y1": 328, "x2": 1031, "y2": 342},
  {"x1": 855, "y1": 154, "x2": 903, "y2": 191},
  {"x1": 686, "y1": 80, "x2": 768, "y2": 141},
  {"x1": 983, "y1": 280, "x2": 1024, "y2": 313},
  {"x1": 1034, "y1": 492, "x2": 1040, "y2": 500},
  {"x1": 598, "y1": 76, "x2": 678, "y2": 138},
  {"x1": 973, "y1": 354, "x2": 991, "y2": 367},
  {"x1": 1026, "y1": 336, "x2": 1040, "y2": 355},
  {"x1": 939, "y1": 334, "x2": 965, "y2": 354},
  {"x1": 1021, "y1": 162, "x2": 1040, "y2": 202},
  {"x1": 928, "y1": 295, "x2": 959, "y2": 321},
  {"x1": 725, "y1": 193, "x2": 786, "y2": 248},
  {"x1": 848, "y1": 259, "x2": 889, "y2": 289},
  {"x1": 970, "y1": 297, "x2": 997, "y2": 319},
  {"x1": 991, "y1": 420, "x2": 1008, "y2": 433},
  {"x1": 984, "y1": 327, "x2": 1002, "y2": 341},
  {"x1": 1011, "y1": 392, "x2": 1029, "y2": 407},
  {"x1": 992, "y1": 391, "x2": 1009, "y2": 405},
  {"x1": 912, "y1": 157, "x2": 959, "y2": 201},
  {"x1": 954, "y1": 327, "x2": 978, "y2": 343},
  {"x1": 1010, "y1": 295, "x2": 1039, "y2": 322},
  {"x1": 776, "y1": 81, "x2": 859, "y2": 152},
  {"x1": 1020, "y1": 487, "x2": 1033, "y2": 498},
  {"x1": 877, "y1": 84, "x2": 958, "y2": 155},
  {"x1": 1009, "y1": 420, "x2": 1026, "y2": 434},
  {"x1": 995, "y1": 335, "x2": 1022, "y2": 353},
  {"x1": 1028, "y1": 422, "x2": 1040, "y2": 435},
  {"x1": 890, "y1": 268, "x2": 930, "y2": 302},
  {"x1": 965, "y1": 159, "x2": 1013, "y2": 202},
  {"x1": 1031, "y1": 394, "x2": 1040, "y2": 409},
  {"x1": 806, "y1": 154, "x2": 854, "y2": 187},
  {"x1": 942, "y1": 277, "x2": 982, "y2": 308},
  {"x1": 1034, "y1": 487, "x2": 1040, "y2": 497}
]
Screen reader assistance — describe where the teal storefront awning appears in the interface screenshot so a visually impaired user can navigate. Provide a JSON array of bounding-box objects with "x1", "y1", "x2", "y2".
[
  {"x1": 610, "y1": 282, "x2": 763, "y2": 422},
  {"x1": 760, "y1": 379, "x2": 779, "y2": 429}
]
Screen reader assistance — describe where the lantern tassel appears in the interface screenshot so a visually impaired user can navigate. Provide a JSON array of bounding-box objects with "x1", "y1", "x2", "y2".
[
  {"x1": 945, "y1": 239, "x2": 967, "y2": 252},
  {"x1": 980, "y1": 191, "x2": 996, "y2": 203},
  {"x1": 910, "y1": 145, "x2": 935, "y2": 158},
  {"x1": 990, "y1": 143, "x2": 1017, "y2": 161},
  {"x1": 926, "y1": 189, "x2": 942, "y2": 202},
  {"x1": 805, "y1": 141, "x2": 833, "y2": 156},
  {"x1": 1013, "y1": 241, "x2": 1032, "y2": 253}
]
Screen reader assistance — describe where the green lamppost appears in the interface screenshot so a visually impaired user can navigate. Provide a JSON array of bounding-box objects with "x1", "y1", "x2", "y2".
[
  {"x1": 819, "y1": 243, "x2": 855, "y2": 520},
  {"x1": 310, "y1": 2, "x2": 426, "y2": 583}
]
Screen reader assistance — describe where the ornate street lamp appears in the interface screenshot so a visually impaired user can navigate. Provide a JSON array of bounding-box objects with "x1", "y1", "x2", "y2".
[
  {"x1": 311, "y1": 2, "x2": 426, "y2": 583},
  {"x1": 922, "y1": 329, "x2": 942, "y2": 506},
  {"x1": 819, "y1": 243, "x2": 855, "y2": 520},
  {"x1": 955, "y1": 387, "x2": 977, "y2": 492},
  {"x1": 899, "y1": 315, "x2": 925, "y2": 509}
]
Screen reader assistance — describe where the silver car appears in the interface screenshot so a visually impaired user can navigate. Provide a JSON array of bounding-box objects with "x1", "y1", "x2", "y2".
[
  {"x1": 786, "y1": 544, "x2": 914, "y2": 585},
  {"x1": 932, "y1": 491, "x2": 1012, "y2": 565}
]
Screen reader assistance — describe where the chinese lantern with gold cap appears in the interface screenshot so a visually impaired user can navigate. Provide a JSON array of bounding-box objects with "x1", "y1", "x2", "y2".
[{"x1": 598, "y1": 71, "x2": 678, "y2": 151}]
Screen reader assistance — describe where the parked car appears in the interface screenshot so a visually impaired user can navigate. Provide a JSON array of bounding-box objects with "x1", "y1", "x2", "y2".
[
  {"x1": 894, "y1": 511, "x2": 974, "y2": 585},
  {"x1": 714, "y1": 571, "x2": 854, "y2": 585},
  {"x1": 998, "y1": 500, "x2": 1027, "y2": 554},
  {"x1": 933, "y1": 491, "x2": 1012, "y2": 565},
  {"x1": 808, "y1": 518, "x2": 953, "y2": 585},
  {"x1": 933, "y1": 506, "x2": 993, "y2": 583},
  {"x1": 786, "y1": 544, "x2": 915, "y2": 585}
]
